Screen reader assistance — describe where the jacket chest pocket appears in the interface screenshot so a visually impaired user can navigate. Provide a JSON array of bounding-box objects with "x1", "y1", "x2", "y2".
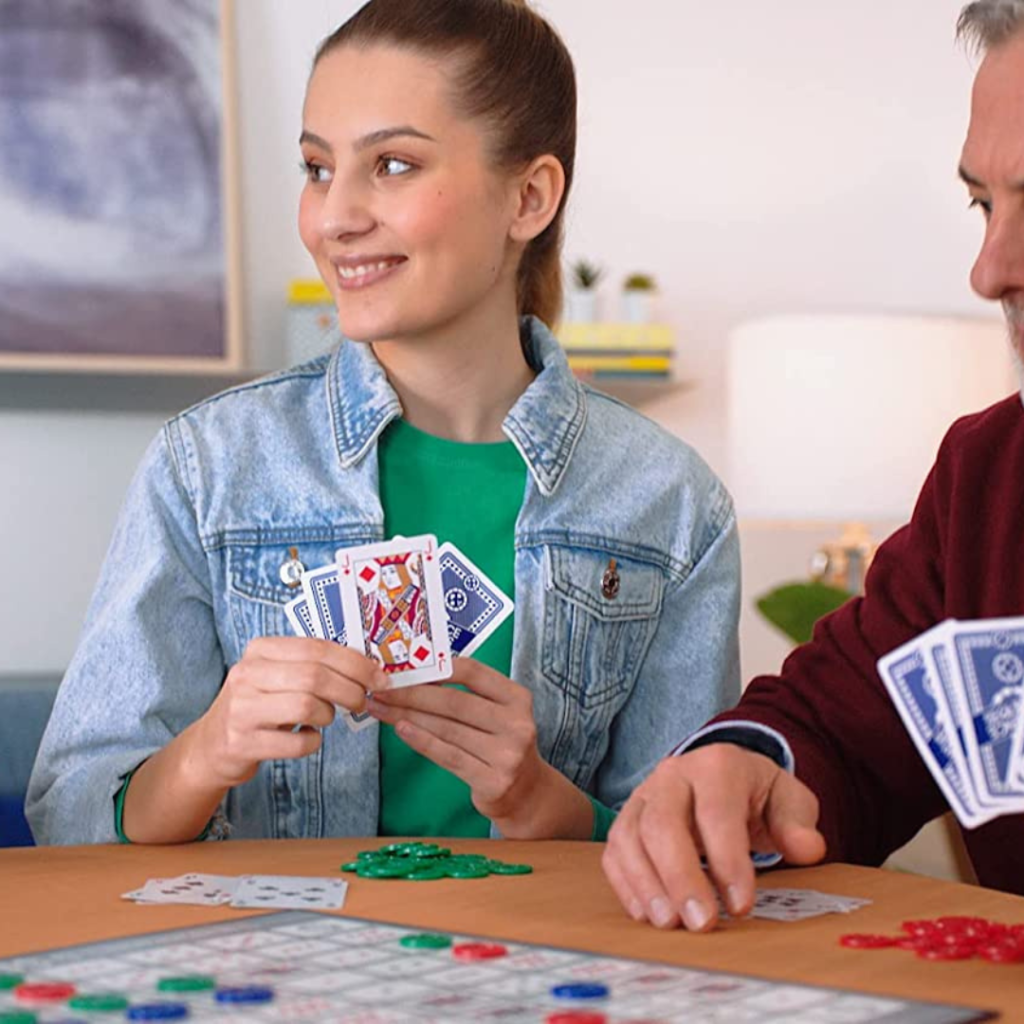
[
  {"x1": 541, "y1": 545, "x2": 664, "y2": 710},
  {"x1": 225, "y1": 539, "x2": 350, "y2": 657}
]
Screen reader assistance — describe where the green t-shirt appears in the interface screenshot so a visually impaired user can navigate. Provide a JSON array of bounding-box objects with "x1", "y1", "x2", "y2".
[{"x1": 377, "y1": 417, "x2": 524, "y2": 838}]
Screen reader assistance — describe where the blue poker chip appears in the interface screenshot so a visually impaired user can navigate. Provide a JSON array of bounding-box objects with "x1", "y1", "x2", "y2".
[
  {"x1": 126, "y1": 1004, "x2": 190, "y2": 1021},
  {"x1": 214, "y1": 986, "x2": 275, "y2": 1005},
  {"x1": 550, "y1": 982, "x2": 610, "y2": 1000}
]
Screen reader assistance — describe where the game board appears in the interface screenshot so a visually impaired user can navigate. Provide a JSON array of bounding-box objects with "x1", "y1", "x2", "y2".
[{"x1": 0, "y1": 912, "x2": 993, "y2": 1023}]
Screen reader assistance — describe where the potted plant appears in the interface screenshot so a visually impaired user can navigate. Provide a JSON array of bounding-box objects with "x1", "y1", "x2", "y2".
[
  {"x1": 622, "y1": 273, "x2": 657, "y2": 323},
  {"x1": 563, "y1": 259, "x2": 604, "y2": 323}
]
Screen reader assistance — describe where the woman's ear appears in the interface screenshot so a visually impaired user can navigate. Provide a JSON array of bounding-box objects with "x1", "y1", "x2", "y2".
[{"x1": 509, "y1": 155, "x2": 565, "y2": 244}]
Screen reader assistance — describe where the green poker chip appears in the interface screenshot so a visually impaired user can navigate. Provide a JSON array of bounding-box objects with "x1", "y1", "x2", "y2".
[
  {"x1": 406, "y1": 863, "x2": 449, "y2": 881},
  {"x1": 157, "y1": 976, "x2": 217, "y2": 993},
  {"x1": 486, "y1": 861, "x2": 533, "y2": 875},
  {"x1": 399, "y1": 933, "x2": 452, "y2": 950},
  {"x1": 0, "y1": 1011, "x2": 38, "y2": 1024},
  {"x1": 444, "y1": 861, "x2": 491, "y2": 879},
  {"x1": 357, "y1": 860, "x2": 414, "y2": 879},
  {"x1": 0, "y1": 976, "x2": 23, "y2": 992},
  {"x1": 68, "y1": 994, "x2": 131, "y2": 1012}
]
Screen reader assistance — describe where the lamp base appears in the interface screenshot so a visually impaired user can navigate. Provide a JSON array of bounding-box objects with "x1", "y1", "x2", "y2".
[{"x1": 809, "y1": 522, "x2": 878, "y2": 595}]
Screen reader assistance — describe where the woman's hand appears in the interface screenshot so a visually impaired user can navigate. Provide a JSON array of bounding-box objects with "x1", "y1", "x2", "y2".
[
  {"x1": 191, "y1": 636, "x2": 389, "y2": 789},
  {"x1": 366, "y1": 657, "x2": 592, "y2": 838}
]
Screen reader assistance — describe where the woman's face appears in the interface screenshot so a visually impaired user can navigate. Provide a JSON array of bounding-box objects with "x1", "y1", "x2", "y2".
[{"x1": 299, "y1": 44, "x2": 523, "y2": 346}]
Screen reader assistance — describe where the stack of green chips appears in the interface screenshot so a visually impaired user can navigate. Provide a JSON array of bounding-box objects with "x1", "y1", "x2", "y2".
[{"x1": 341, "y1": 842, "x2": 533, "y2": 881}]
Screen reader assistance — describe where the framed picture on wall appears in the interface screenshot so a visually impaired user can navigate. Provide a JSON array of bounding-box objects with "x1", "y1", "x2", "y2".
[{"x1": 0, "y1": 0, "x2": 243, "y2": 373}]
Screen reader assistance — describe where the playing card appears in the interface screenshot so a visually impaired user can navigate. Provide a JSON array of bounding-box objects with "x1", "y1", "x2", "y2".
[
  {"x1": 922, "y1": 622, "x2": 1005, "y2": 815},
  {"x1": 129, "y1": 874, "x2": 239, "y2": 906},
  {"x1": 438, "y1": 541, "x2": 513, "y2": 658},
  {"x1": 754, "y1": 889, "x2": 870, "y2": 922},
  {"x1": 336, "y1": 535, "x2": 453, "y2": 688},
  {"x1": 301, "y1": 564, "x2": 347, "y2": 643},
  {"x1": 285, "y1": 593, "x2": 322, "y2": 639},
  {"x1": 945, "y1": 618, "x2": 1024, "y2": 805},
  {"x1": 877, "y1": 633, "x2": 990, "y2": 828},
  {"x1": 229, "y1": 875, "x2": 348, "y2": 911},
  {"x1": 719, "y1": 889, "x2": 871, "y2": 922}
]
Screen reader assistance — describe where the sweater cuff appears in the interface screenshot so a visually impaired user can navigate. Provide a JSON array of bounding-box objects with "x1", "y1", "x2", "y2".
[
  {"x1": 672, "y1": 721, "x2": 795, "y2": 772},
  {"x1": 588, "y1": 795, "x2": 617, "y2": 842}
]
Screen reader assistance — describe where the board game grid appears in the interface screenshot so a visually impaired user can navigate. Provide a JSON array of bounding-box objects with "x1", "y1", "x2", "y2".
[{"x1": 0, "y1": 911, "x2": 994, "y2": 1023}]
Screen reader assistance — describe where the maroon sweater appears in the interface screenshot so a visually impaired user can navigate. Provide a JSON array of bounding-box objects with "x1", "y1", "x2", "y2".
[{"x1": 716, "y1": 395, "x2": 1024, "y2": 895}]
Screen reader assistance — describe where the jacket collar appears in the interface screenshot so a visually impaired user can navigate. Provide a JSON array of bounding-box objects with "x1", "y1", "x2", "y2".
[{"x1": 328, "y1": 316, "x2": 587, "y2": 497}]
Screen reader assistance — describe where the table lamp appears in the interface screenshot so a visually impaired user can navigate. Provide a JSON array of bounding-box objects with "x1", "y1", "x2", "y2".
[{"x1": 727, "y1": 314, "x2": 1015, "y2": 596}]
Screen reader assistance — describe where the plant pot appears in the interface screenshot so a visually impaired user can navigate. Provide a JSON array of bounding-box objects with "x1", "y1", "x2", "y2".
[
  {"x1": 622, "y1": 290, "x2": 654, "y2": 324},
  {"x1": 563, "y1": 289, "x2": 598, "y2": 324}
]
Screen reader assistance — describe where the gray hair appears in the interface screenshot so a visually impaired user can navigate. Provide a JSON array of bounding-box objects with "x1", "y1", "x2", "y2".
[{"x1": 957, "y1": 0, "x2": 1024, "y2": 51}]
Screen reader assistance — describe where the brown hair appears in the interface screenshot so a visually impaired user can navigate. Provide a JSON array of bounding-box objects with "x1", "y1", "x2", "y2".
[{"x1": 314, "y1": 0, "x2": 576, "y2": 327}]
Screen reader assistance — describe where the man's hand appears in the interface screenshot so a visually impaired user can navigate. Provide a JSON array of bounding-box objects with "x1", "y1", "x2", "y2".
[{"x1": 602, "y1": 744, "x2": 826, "y2": 932}]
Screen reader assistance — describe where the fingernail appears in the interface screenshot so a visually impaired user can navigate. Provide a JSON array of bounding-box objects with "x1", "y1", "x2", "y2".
[
  {"x1": 628, "y1": 898, "x2": 645, "y2": 922},
  {"x1": 648, "y1": 897, "x2": 675, "y2": 928},
  {"x1": 726, "y1": 884, "x2": 746, "y2": 916},
  {"x1": 682, "y1": 898, "x2": 712, "y2": 932}
]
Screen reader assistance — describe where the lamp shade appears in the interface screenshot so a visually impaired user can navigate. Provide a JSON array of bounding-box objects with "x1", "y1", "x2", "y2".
[{"x1": 727, "y1": 314, "x2": 1015, "y2": 521}]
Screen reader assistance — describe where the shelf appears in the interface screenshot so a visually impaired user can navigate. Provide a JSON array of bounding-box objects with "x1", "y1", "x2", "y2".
[{"x1": 0, "y1": 369, "x2": 263, "y2": 414}]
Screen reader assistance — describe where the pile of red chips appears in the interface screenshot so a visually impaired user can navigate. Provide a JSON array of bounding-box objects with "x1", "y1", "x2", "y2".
[{"x1": 840, "y1": 917, "x2": 1024, "y2": 963}]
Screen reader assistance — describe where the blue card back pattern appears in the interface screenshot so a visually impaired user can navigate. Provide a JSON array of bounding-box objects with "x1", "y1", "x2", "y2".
[
  {"x1": 949, "y1": 621, "x2": 1024, "y2": 794},
  {"x1": 438, "y1": 542, "x2": 513, "y2": 658}
]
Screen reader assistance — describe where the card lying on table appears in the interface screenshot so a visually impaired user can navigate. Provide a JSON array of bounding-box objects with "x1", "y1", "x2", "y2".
[
  {"x1": 121, "y1": 874, "x2": 348, "y2": 911},
  {"x1": 878, "y1": 617, "x2": 1024, "y2": 828}
]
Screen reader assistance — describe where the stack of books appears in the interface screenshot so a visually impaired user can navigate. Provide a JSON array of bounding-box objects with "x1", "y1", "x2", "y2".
[{"x1": 556, "y1": 323, "x2": 674, "y2": 383}]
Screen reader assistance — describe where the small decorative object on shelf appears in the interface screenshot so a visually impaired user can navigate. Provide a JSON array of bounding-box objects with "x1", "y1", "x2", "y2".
[
  {"x1": 622, "y1": 273, "x2": 657, "y2": 324},
  {"x1": 563, "y1": 259, "x2": 604, "y2": 323},
  {"x1": 556, "y1": 323, "x2": 675, "y2": 384},
  {"x1": 286, "y1": 279, "x2": 338, "y2": 366}
]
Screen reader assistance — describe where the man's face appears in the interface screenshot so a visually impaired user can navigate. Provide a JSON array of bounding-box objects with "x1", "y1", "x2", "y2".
[{"x1": 960, "y1": 30, "x2": 1024, "y2": 362}]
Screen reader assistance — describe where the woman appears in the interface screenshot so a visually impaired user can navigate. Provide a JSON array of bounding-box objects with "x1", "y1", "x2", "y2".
[{"x1": 27, "y1": 0, "x2": 740, "y2": 846}]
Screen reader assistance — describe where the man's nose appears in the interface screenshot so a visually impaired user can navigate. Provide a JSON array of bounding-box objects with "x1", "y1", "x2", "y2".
[{"x1": 971, "y1": 210, "x2": 1024, "y2": 301}]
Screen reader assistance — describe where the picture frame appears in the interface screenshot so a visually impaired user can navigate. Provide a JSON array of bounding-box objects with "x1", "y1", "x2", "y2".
[{"x1": 0, "y1": 0, "x2": 243, "y2": 374}]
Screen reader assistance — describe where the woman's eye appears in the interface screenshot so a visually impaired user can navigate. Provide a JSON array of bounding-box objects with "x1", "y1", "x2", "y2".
[
  {"x1": 968, "y1": 196, "x2": 992, "y2": 218},
  {"x1": 376, "y1": 155, "x2": 414, "y2": 177},
  {"x1": 300, "y1": 160, "x2": 333, "y2": 184}
]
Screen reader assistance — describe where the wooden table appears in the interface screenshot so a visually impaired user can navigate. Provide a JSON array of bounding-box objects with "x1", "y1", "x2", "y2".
[{"x1": 2, "y1": 839, "x2": 1022, "y2": 1018}]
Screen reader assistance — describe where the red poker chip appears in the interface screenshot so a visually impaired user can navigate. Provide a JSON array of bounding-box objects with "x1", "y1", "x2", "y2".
[
  {"x1": 901, "y1": 919, "x2": 940, "y2": 936},
  {"x1": 918, "y1": 944, "x2": 977, "y2": 961},
  {"x1": 895, "y1": 935, "x2": 937, "y2": 951},
  {"x1": 15, "y1": 981, "x2": 77, "y2": 1003},
  {"x1": 545, "y1": 1014, "x2": 608, "y2": 1024},
  {"x1": 451, "y1": 942, "x2": 508, "y2": 962},
  {"x1": 978, "y1": 942, "x2": 1024, "y2": 964},
  {"x1": 934, "y1": 916, "x2": 989, "y2": 931},
  {"x1": 839, "y1": 934, "x2": 899, "y2": 949}
]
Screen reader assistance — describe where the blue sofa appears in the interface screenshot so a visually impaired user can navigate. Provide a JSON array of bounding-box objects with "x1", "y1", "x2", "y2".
[{"x1": 0, "y1": 677, "x2": 60, "y2": 846}]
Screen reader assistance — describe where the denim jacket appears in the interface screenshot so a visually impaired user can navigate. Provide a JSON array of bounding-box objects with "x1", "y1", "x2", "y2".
[{"x1": 27, "y1": 318, "x2": 740, "y2": 844}]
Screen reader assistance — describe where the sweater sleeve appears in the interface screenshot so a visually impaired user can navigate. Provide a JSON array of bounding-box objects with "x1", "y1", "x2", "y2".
[{"x1": 711, "y1": 448, "x2": 955, "y2": 868}]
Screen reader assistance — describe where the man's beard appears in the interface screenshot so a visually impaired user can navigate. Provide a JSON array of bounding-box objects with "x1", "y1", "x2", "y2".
[{"x1": 1004, "y1": 300, "x2": 1024, "y2": 401}]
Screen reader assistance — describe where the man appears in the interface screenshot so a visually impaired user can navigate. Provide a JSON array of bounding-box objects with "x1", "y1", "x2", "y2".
[{"x1": 603, "y1": 0, "x2": 1024, "y2": 933}]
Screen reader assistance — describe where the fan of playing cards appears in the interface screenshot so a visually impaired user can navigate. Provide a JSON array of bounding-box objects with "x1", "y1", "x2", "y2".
[
  {"x1": 285, "y1": 535, "x2": 513, "y2": 732},
  {"x1": 878, "y1": 618, "x2": 1024, "y2": 828}
]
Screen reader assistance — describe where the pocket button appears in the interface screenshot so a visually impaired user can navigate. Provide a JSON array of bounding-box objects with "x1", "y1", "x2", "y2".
[{"x1": 279, "y1": 546, "x2": 306, "y2": 589}]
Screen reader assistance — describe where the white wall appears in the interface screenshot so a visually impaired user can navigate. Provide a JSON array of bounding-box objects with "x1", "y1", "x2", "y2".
[{"x1": 0, "y1": 0, "x2": 995, "y2": 673}]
